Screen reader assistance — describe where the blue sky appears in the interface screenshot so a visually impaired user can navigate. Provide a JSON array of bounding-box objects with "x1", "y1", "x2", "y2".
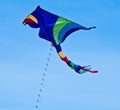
[{"x1": 0, "y1": 0, "x2": 120, "y2": 110}]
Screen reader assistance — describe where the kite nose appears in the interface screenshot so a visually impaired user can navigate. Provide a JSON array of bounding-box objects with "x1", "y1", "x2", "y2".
[{"x1": 23, "y1": 14, "x2": 38, "y2": 26}]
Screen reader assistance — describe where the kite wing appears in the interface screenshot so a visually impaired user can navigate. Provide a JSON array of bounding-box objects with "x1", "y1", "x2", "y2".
[{"x1": 23, "y1": 6, "x2": 98, "y2": 74}]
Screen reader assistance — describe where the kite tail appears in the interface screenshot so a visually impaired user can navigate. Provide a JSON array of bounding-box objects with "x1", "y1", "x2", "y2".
[{"x1": 58, "y1": 51, "x2": 98, "y2": 74}]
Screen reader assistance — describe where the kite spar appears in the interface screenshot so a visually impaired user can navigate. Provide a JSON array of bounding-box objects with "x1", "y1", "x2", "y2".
[{"x1": 23, "y1": 6, "x2": 98, "y2": 74}]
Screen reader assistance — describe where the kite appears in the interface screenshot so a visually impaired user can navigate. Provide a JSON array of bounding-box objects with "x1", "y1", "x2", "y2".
[{"x1": 23, "y1": 6, "x2": 98, "y2": 74}]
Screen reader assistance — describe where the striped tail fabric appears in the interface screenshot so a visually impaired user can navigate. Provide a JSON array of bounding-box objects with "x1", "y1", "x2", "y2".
[{"x1": 60, "y1": 53, "x2": 98, "y2": 74}]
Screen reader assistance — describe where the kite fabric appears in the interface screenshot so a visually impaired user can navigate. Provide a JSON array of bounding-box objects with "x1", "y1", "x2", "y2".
[{"x1": 23, "y1": 6, "x2": 98, "y2": 74}]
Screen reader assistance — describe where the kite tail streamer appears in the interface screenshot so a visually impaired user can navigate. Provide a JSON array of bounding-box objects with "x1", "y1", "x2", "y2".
[{"x1": 58, "y1": 51, "x2": 98, "y2": 74}]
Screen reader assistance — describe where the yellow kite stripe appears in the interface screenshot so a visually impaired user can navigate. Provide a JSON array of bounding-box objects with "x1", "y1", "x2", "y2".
[
  {"x1": 27, "y1": 14, "x2": 38, "y2": 24},
  {"x1": 58, "y1": 51, "x2": 65, "y2": 59}
]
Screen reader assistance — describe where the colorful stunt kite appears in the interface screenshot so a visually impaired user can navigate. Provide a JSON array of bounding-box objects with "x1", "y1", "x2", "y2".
[{"x1": 23, "y1": 6, "x2": 98, "y2": 74}]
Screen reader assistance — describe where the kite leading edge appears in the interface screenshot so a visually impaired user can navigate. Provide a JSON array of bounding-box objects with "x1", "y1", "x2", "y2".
[{"x1": 23, "y1": 6, "x2": 98, "y2": 74}]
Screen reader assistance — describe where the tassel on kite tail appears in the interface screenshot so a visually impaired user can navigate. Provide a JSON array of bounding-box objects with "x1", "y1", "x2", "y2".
[
  {"x1": 62, "y1": 56, "x2": 98, "y2": 74},
  {"x1": 56, "y1": 46, "x2": 98, "y2": 74}
]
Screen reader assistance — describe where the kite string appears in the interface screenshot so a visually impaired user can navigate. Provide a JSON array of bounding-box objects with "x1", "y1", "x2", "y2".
[{"x1": 35, "y1": 48, "x2": 53, "y2": 109}]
